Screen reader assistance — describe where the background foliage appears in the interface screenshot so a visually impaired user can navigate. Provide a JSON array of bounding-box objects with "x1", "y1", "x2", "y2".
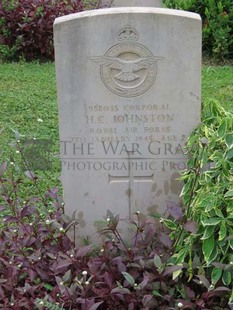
[
  {"x1": 0, "y1": 0, "x2": 233, "y2": 61},
  {"x1": 164, "y1": 0, "x2": 233, "y2": 60},
  {"x1": 0, "y1": 0, "x2": 84, "y2": 61}
]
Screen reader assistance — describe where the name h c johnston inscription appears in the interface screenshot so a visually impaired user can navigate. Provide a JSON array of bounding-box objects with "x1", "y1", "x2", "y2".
[{"x1": 89, "y1": 26, "x2": 163, "y2": 97}]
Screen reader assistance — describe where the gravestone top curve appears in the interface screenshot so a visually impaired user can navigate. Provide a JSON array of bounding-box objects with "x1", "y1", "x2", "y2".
[{"x1": 54, "y1": 8, "x2": 201, "y2": 26}]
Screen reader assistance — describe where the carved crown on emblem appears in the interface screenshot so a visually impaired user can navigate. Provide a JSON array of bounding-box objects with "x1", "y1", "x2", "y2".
[{"x1": 117, "y1": 26, "x2": 139, "y2": 41}]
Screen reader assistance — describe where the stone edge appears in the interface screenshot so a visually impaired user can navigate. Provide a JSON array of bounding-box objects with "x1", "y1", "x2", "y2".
[{"x1": 53, "y1": 8, "x2": 201, "y2": 29}]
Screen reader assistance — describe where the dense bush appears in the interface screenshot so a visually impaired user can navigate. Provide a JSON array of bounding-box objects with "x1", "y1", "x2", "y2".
[
  {"x1": 164, "y1": 100, "x2": 233, "y2": 306},
  {"x1": 164, "y1": 0, "x2": 233, "y2": 60},
  {"x1": 0, "y1": 0, "x2": 84, "y2": 61}
]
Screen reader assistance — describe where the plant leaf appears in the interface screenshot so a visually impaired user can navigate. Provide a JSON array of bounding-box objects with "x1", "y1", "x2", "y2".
[
  {"x1": 25, "y1": 170, "x2": 35, "y2": 180},
  {"x1": 211, "y1": 268, "x2": 222, "y2": 285},
  {"x1": 219, "y1": 221, "x2": 227, "y2": 241},
  {"x1": 43, "y1": 283, "x2": 53, "y2": 292},
  {"x1": 174, "y1": 248, "x2": 188, "y2": 264},
  {"x1": 122, "y1": 272, "x2": 135, "y2": 286},
  {"x1": 212, "y1": 262, "x2": 227, "y2": 270},
  {"x1": 158, "y1": 232, "x2": 172, "y2": 248},
  {"x1": 153, "y1": 254, "x2": 162, "y2": 269},
  {"x1": 152, "y1": 290, "x2": 162, "y2": 297},
  {"x1": 229, "y1": 237, "x2": 233, "y2": 250},
  {"x1": 223, "y1": 270, "x2": 232, "y2": 286},
  {"x1": 224, "y1": 190, "x2": 233, "y2": 198},
  {"x1": 197, "y1": 275, "x2": 210, "y2": 288},
  {"x1": 226, "y1": 148, "x2": 233, "y2": 160},
  {"x1": 201, "y1": 226, "x2": 215, "y2": 240},
  {"x1": 166, "y1": 201, "x2": 183, "y2": 220},
  {"x1": 214, "y1": 286, "x2": 231, "y2": 292},
  {"x1": 76, "y1": 245, "x2": 93, "y2": 257},
  {"x1": 202, "y1": 217, "x2": 222, "y2": 226},
  {"x1": 162, "y1": 219, "x2": 177, "y2": 231},
  {"x1": 163, "y1": 265, "x2": 183, "y2": 277},
  {"x1": 111, "y1": 287, "x2": 131, "y2": 294},
  {"x1": 202, "y1": 235, "x2": 214, "y2": 263},
  {"x1": 218, "y1": 119, "x2": 227, "y2": 138},
  {"x1": 62, "y1": 269, "x2": 72, "y2": 283},
  {"x1": 225, "y1": 134, "x2": 233, "y2": 148},
  {"x1": 184, "y1": 221, "x2": 197, "y2": 233}
]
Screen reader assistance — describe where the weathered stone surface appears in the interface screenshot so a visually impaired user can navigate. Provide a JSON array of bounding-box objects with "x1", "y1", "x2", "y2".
[{"x1": 54, "y1": 8, "x2": 201, "y2": 242}]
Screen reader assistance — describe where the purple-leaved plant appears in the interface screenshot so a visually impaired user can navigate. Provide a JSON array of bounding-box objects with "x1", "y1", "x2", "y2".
[{"x1": 0, "y1": 161, "x2": 231, "y2": 309}]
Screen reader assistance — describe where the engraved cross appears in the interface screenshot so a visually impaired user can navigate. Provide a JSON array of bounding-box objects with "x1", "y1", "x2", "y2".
[{"x1": 108, "y1": 152, "x2": 154, "y2": 218}]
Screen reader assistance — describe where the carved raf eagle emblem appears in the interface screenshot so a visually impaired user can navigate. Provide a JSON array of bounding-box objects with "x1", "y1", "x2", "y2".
[
  {"x1": 90, "y1": 56, "x2": 163, "y2": 82},
  {"x1": 89, "y1": 26, "x2": 164, "y2": 97}
]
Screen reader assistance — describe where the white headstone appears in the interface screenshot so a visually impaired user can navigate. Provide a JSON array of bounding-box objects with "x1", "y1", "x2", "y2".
[{"x1": 54, "y1": 8, "x2": 201, "y2": 242}]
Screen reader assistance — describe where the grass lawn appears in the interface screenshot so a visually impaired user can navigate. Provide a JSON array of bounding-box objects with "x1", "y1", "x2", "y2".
[
  {"x1": 0, "y1": 62, "x2": 233, "y2": 192},
  {"x1": 0, "y1": 62, "x2": 60, "y2": 194},
  {"x1": 202, "y1": 65, "x2": 233, "y2": 112}
]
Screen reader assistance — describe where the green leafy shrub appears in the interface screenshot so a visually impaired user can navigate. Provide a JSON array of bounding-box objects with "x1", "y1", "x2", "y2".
[
  {"x1": 0, "y1": 0, "x2": 84, "y2": 61},
  {"x1": 164, "y1": 0, "x2": 233, "y2": 60},
  {"x1": 163, "y1": 99, "x2": 233, "y2": 304}
]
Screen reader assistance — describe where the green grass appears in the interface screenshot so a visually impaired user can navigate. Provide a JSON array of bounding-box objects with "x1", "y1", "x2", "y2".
[
  {"x1": 0, "y1": 62, "x2": 60, "y2": 193},
  {"x1": 0, "y1": 62, "x2": 232, "y2": 193},
  {"x1": 0, "y1": 62, "x2": 57, "y2": 143},
  {"x1": 202, "y1": 66, "x2": 233, "y2": 113}
]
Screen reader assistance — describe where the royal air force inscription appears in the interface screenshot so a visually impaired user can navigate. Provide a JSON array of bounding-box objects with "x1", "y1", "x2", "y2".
[{"x1": 61, "y1": 27, "x2": 187, "y2": 174}]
